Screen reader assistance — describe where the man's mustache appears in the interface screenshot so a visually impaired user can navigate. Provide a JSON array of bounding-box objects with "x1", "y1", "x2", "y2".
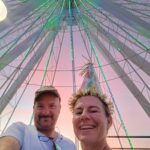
[{"x1": 39, "y1": 115, "x2": 52, "y2": 120}]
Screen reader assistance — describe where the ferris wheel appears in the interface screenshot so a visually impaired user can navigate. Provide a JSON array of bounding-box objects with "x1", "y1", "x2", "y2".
[{"x1": 0, "y1": 0, "x2": 150, "y2": 149}]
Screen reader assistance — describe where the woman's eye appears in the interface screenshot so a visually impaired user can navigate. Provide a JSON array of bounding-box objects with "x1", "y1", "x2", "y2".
[
  {"x1": 90, "y1": 110, "x2": 98, "y2": 113},
  {"x1": 74, "y1": 111, "x2": 82, "y2": 115}
]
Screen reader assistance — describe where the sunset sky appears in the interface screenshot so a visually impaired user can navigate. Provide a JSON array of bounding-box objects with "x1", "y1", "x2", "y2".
[{"x1": 1, "y1": 75, "x2": 150, "y2": 149}]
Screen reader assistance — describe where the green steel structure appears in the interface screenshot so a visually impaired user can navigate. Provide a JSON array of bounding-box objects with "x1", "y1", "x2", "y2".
[{"x1": 0, "y1": 0, "x2": 150, "y2": 149}]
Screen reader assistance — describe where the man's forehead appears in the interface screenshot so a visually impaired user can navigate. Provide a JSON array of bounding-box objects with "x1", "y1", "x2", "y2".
[{"x1": 35, "y1": 95, "x2": 60, "y2": 103}]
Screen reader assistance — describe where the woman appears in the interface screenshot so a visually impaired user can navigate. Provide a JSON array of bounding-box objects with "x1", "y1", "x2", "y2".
[{"x1": 69, "y1": 63, "x2": 113, "y2": 150}]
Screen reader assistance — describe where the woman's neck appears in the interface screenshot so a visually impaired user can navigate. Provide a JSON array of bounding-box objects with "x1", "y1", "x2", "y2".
[{"x1": 81, "y1": 142, "x2": 111, "y2": 150}]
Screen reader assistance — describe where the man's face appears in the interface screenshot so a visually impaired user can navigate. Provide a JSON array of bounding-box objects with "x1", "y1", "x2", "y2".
[
  {"x1": 72, "y1": 96, "x2": 112, "y2": 144},
  {"x1": 33, "y1": 94, "x2": 61, "y2": 134}
]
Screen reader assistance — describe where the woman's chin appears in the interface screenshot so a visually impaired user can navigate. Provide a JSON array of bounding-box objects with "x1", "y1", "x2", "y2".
[{"x1": 78, "y1": 135, "x2": 95, "y2": 143}]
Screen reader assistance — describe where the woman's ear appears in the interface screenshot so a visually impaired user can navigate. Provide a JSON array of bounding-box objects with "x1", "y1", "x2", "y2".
[{"x1": 107, "y1": 116, "x2": 113, "y2": 130}]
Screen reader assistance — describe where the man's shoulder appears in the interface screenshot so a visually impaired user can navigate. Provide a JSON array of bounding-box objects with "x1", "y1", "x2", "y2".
[
  {"x1": 6, "y1": 121, "x2": 26, "y2": 127},
  {"x1": 61, "y1": 135, "x2": 74, "y2": 143},
  {"x1": 8, "y1": 122, "x2": 34, "y2": 129},
  {"x1": 57, "y1": 134, "x2": 76, "y2": 148},
  {"x1": 1, "y1": 121, "x2": 34, "y2": 137}
]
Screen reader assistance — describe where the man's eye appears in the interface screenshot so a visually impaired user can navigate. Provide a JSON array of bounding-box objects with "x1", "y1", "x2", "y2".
[
  {"x1": 37, "y1": 105, "x2": 43, "y2": 108},
  {"x1": 49, "y1": 105, "x2": 56, "y2": 108}
]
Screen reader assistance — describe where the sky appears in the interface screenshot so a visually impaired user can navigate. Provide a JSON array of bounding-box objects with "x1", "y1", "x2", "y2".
[{"x1": 1, "y1": 71, "x2": 150, "y2": 149}]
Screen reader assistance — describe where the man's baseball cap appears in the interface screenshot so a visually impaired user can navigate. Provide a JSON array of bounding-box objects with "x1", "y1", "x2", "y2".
[{"x1": 34, "y1": 85, "x2": 61, "y2": 102}]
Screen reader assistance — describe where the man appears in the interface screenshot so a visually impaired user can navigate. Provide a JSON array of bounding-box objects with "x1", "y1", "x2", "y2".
[{"x1": 0, "y1": 85, "x2": 76, "y2": 150}]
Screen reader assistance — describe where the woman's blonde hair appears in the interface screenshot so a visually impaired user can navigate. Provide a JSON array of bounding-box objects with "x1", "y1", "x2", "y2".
[{"x1": 69, "y1": 89, "x2": 114, "y2": 117}]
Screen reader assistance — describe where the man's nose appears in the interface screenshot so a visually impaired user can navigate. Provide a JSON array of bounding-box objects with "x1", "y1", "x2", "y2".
[{"x1": 42, "y1": 107, "x2": 50, "y2": 115}]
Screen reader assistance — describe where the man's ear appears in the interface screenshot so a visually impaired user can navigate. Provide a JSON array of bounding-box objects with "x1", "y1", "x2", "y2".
[{"x1": 59, "y1": 103, "x2": 61, "y2": 113}]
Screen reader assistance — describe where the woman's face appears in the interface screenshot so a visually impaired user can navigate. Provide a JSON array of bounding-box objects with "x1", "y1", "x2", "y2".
[{"x1": 72, "y1": 96, "x2": 112, "y2": 144}]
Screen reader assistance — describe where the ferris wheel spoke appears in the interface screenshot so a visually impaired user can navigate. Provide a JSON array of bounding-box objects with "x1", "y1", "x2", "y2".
[{"x1": 91, "y1": 32, "x2": 150, "y2": 117}]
